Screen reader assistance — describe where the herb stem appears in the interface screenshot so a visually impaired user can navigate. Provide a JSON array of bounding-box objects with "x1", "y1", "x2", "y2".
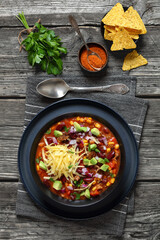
[{"x1": 16, "y1": 12, "x2": 30, "y2": 29}]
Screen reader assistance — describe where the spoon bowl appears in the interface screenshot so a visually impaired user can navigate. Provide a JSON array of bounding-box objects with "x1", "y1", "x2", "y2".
[
  {"x1": 36, "y1": 78, "x2": 130, "y2": 99},
  {"x1": 36, "y1": 78, "x2": 70, "y2": 98}
]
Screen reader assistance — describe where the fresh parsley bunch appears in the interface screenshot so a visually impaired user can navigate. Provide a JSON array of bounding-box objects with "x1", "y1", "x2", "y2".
[{"x1": 16, "y1": 12, "x2": 67, "y2": 75}]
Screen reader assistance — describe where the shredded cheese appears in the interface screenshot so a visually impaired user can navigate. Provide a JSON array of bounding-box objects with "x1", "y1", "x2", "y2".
[{"x1": 42, "y1": 144, "x2": 84, "y2": 180}]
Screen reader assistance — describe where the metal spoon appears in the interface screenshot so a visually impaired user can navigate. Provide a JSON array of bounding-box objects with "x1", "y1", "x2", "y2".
[
  {"x1": 69, "y1": 15, "x2": 103, "y2": 71},
  {"x1": 36, "y1": 78, "x2": 129, "y2": 99}
]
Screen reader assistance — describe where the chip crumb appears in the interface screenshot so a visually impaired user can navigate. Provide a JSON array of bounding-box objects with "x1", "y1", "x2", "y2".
[{"x1": 122, "y1": 50, "x2": 148, "y2": 71}]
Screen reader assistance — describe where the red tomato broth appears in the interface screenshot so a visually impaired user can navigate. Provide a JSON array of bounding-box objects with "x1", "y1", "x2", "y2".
[{"x1": 35, "y1": 116, "x2": 121, "y2": 200}]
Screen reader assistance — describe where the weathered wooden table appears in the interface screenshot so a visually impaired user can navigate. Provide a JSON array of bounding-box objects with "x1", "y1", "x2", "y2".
[{"x1": 0, "y1": 1, "x2": 160, "y2": 239}]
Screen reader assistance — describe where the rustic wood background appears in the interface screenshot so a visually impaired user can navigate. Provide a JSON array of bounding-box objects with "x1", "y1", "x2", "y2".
[{"x1": 0, "y1": 0, "x2": 160, "y2": 239}]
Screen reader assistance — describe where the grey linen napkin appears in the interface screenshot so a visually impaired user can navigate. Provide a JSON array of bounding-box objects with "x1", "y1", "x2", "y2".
[{"x1": 16, "y1": 75, "x2": 148, "y2": 237}]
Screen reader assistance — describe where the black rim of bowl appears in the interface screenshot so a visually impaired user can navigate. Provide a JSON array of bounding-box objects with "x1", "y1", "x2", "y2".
[{"x1": 18, "y1": 98, "x2": 139, "y2": 219}]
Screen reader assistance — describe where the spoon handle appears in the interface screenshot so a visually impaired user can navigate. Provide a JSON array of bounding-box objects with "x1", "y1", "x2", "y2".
[
  {"x1": 69, "y1": 15, "x2": 89, "y2": 51},
  {"x1": 70, "y1": 84, "x2": 129, "y2": 95}
]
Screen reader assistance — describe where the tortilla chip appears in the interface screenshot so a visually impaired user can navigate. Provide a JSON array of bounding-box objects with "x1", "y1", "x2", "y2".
[
  {"x1": 123, "y1": 6, "x2": 147, "y2": 34},
  {"x1": 104, "y1": 25, "x2": 116, "y2": 33},
  {"x1": 128, "y1": 33, "x2": 139, "y2": 39},
  {"x1": 122, "y1": 50, "x2": 148, "y2": 71},
  {"x1": 102, "y1": 3, "x2": 124, "y2": 26},
  {"x1": 104, "y1": 28, "x2": 113, "y2": 41},
  {"x1": 111, "y1": 28, "x2": 136, "y2": 51}
]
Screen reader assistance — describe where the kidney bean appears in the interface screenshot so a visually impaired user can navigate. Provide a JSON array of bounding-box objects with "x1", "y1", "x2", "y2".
[
  {"x1": 81, "y1": 168, "x2": 89, "y2": 176},
  {"x1": 78, "y1": 142, "x2": 84, "y2": 149},
  {"x1": 76, "y1": 168, "x2": 82, "y2": 174},
  {"x1": 61, "y1": 176, "x2": 67, "y2": 183},
  {"x1": 71, "y1": 194, "x2": 76, "y2": 200},
  {"x1": 103, "y1": 127, "x2": 109, "y2": 134},
  {"x1": 69, "y1": 133, "x2": 78, "y2": 139},
  {"x1": 43, "y1": 179, "x2": 50, "y2": 188},
  {"x1": 97, "y1": 152, "x2": 105, "y2": 158},
  {"x1": 107, "y1": 150, "x2": 115, "y2": 160},
  {"x1": 61, "y1": 188, "x2": 66, "y2": 193},
  {"x1": 56, "y1": 122, "x2": 66, "y2": 131},
  {"x1": 83, "y1": 178, "x2": 94, "y2": 183},
  {"x1": 46, "y1": 137, "x2": 53, "y2": 145},
  {"x1": 102, "y1": 178, "x2": 107, "y2": 184},
  {"x1": 86, "y1": 172, "x2": 93, "y2": 178},
  {"x1": 98, "y1": 145, "x2": 106, "y2": 153}
]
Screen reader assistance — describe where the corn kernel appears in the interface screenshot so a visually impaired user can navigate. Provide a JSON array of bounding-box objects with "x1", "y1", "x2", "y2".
[
  {"x1": 88, "y1": 117, "x2": 92, "y2": 120},
  {"x1": 84, "y1": 143, "x2": 88, "y2": 146},
  {"x1": 80, "y1": 118, "x2": 84, "y2": 122},
  {"x1": 108, "y1": 141, "x2": 115, "y2": 145},
  {"x1": 106, "y1": 182, "x2": 111, "y2": 187},
  {"x1": 110, "y1": 178, "x2": 115, "y2": 184},
  {"x1": 86, "y1": 119, "x2": 92, "y2": 123},
  {"x1": 115, "y1": 144, "x2": 119, "y2": 149},
  {"x1": 69, "y1": 183, "x2": 72, "y2": 186},
  {"x1": 95, "y1": 123, "x2": 101, "y2": 128},
  {"x1": 70, "y1": 121, "x2": 73, "y2": 125},
  {"x1": 83, "y1": 139, "x2": 88, "y2": 143},
  {"x1": 36, "y1": 165, "x2": 40, "y2": 171},
  {"x1": 92, "y1": 180, "x2": 96, "y2": 185},
  {"x1": 108, "y1": 166, "x2": 111, "y2": 171},
  {"x1": 92, "y1": 186, "x2": 96, "y2": 191},
  {"x1": 107, "y1": 147, "x2": 111, "y2": 153},
  {"x1": 76, "y1": 117, "x2": 80, "y2": 121}
]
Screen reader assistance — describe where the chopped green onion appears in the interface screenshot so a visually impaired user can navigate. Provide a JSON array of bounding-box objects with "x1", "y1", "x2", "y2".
[
  {"x1": 46, "y1": 128, "x2": 51, "y2": 134},
  {"x1": 68, "y1": 150, "x2": 75, "y2": 154},
  {"x1": 50, "y1": 177, "x2": 54, "y2": 182},
  {"x1": 36, "y1": 158, "x2": 40, "y2": 163},
  {"x1": 95, "y1": 148, "x2": 100, "y2": 153},
  {"x1": 74, "y1": 192, "x2": 81, "y2": 200},
  {"x1": 68, "y1": 165, "x2": 73, "y2": 169},
  {"x1": 110, "y1": 173, "x2": 114, "y2": 178},
  {"x1": 104, "y1": 158, "x2": 109, "y2": 163},
  {"x1": 64, "y1": 126, "x2": 69, "y2": 132}
]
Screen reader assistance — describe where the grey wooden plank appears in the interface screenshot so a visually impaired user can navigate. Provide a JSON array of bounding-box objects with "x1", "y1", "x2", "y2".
[
  {"x1": 0, "y1": 26, "x2": 160, "y2": 97},
  {"x1": 0, "y1": 0, "x2": 159, "y2": 26},
  {"x1": 0, "y1": 182, "x2": 159, "y2": 239},
  {"x1": 0, "y1": 99, "x2": 159, "y2": 180}
]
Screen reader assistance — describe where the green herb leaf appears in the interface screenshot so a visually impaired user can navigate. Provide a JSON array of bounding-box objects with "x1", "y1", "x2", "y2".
[
  {"x1": 64, "y1": 126, "x2": 69, "y2": 132},
  {"x1": 46, "y1": 128, "x2": 51, "y2": 134},
  {"x1": 58, "y1": 47, "x2": 67, "y2": 54},
  {"x1": 95, "y1": 148, "x2": 100, "y2": 153},
  {"x1": 88, "y1": 143, "x2": 91, "y2": 152},
  {"x1": 50, "y1": 177, "x2": 54, "y2": 182},
  {"x1": 68, "y1": 165, "x2": 73, "y2": 169},
  {"x1": 104, "y1": 158, "x2": 109, "y2": 163},
  {"x1": 110, "y1": 173, "x2": 114, "y2": 178},
  {"x1": 68, "y1": 150, "x2": 75, "y2": 154},
  {"x1": 35, "y1": 54, "x2": 42, "y2": 64},
  {"x1": 36, "y1": 158, "x2": 40, "y2": 163},
  {"x1": 73, "y1": 192, "x2": 81, "y2": 200},
  {"x1": 16, "y1": 13, "x2": 67, "y2": 76},
  {"x1": 41, "y1": 58, "x2": 47, "y2": 71}
]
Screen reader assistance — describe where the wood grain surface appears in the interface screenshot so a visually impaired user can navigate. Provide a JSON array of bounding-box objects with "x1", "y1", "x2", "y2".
[{"x1": 0, "y1": 0, "x2": 160, "y2": 239}]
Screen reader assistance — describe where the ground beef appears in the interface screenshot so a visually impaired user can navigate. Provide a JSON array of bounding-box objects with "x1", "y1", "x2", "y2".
[
  {"x1": 86, "y1": 151, "x2": 96, "y2": 159},
  {"x1": 57, "y1": 134, "x2": 69, "y2": 143}
]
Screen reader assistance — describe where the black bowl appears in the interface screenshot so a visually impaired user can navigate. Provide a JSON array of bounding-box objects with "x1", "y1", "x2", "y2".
[
  {"x1": 100, "y1": 7, "x2": 140, "y2": 58},
  {"x1": 18, "y1": 98, "x2": 139, "y2": 219},
  {"x1": 78, "y1": 42, "x2": 108, "y2": 76}
]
